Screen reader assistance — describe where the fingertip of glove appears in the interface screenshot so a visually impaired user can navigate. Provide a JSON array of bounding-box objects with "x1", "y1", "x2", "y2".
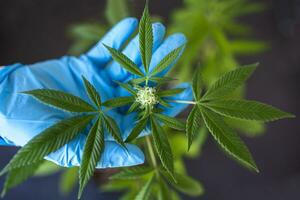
[
  {"x1": 119, "y1": 17, "x2": 138, "y2": 28},
  {"x1": 168, "y1": 33, "x2": 188, "y2": 46},
  {"x1": 152, "y1": 22, "x2": 166, "y2": 34}
]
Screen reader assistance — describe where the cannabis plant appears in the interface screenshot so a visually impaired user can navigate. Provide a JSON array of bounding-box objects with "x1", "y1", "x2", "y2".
[{"x1": 0, "y1": 3, "x2": 294, "y2": 200}]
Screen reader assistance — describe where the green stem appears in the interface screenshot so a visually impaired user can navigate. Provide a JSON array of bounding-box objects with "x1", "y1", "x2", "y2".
[{"x1": 167, "y1": 99, "x2": 197, "y2": 105}]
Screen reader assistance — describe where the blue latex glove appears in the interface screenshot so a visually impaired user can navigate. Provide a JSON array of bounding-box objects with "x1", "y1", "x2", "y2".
[{"x1": 0, "y1": 18, "x2": 192, "y2": 169}]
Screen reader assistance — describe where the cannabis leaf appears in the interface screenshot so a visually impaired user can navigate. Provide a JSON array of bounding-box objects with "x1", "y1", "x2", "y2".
[
  {"x1": 186, "y1": 106, "x2": 203, "y2": 150},
  {"x1": 60, "y1": 167, "x2": 78, "y2": 195},
  {"x1": 102, "y1": 96, "x2": 134, "y2": 108},
  {"x1": 103, "y1": 44, "x2": 144, "y2": 76},
  {"x1": 115, "y1": 81, "x2": 137, "y2": 95},
  {"x1": 201, "y1": 63, "x2": 258, "y2": 101},
  {"x1": 22, "y1": 89, "x2": 96, "y2": 112},
  {"x1": 110, "y1": 166, "x2": 153, "y2": 180},
  {"x1": 203, "y1": 99, "x2": 294, "y2": 122},
  {"x1": 157, "y1": 88, "x2": 185, "y2": 97},
  {"x1": 1, "y1": 160, "x2": 43, "y2": 197},
  {"x1": 158, "y1": 179, "x2": 169, "y2": 200},
  {"x1": 78, "y1": 117, "x2": 104, "y2": 199},
  {"x1": 192, "y1": 67, "x2": 202, "y2": 100},
  {"x1": 149, "y1": 46, "x2": 183, "y2": 76},
  {"x1": 169, "y1": 173, "x2": 204, "y2": 197},
  {"x1": 139, "y1": 2, "x2": 153, "y2": 73},
  {"x1": 127, "y1": 101, "x2": 140, "y2": 114},
  {"x1": 158, "y1": 98, "x2": 172, "y2": 108},
  {"x1": 102, "y1": 114, "x2": 125, "y2": 147},
  {"x1": 83, "y1": 76, "x2": 102, "y2": 108},
  {"x1": 125, "y1": 117, "x2": 148, "y2": 142},
  {"x1": 154, "y1": 113, "x2": 185, "y2": 131},
  {"x1": 1, "y1": 115, "x2": 95, "y2": 175},
  {"x1": 200, "y1": 106, "x2": 258, "y2": 172},
  {"x1": 135, "y1": 174, "x2": 154, "y2": 200},
  {"x1": 150, "y1": 116, "x2": 174, "y2": 177},
  {"x1": 148, "y1": 76, "x2": 176, "y2": 84}
]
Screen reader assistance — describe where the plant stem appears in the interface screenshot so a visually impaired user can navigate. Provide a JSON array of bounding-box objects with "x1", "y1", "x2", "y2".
[
  {"x1": 167, "y1": 99, "x2": 197, "y2": 105},
  {"x1": 145, "y1": 77, "x2": 149, "y2": 86}
]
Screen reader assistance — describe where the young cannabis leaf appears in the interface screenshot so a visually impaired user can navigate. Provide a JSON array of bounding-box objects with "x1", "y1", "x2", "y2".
[
  {"x1": 102, "y1": 2, "x2": 187, "y2": 180},
  {"x1": 187, "y1": 63, "x2": 294, "y2": 172},
  {"x1": 139, "y1": 2, "x2": 153, "y2": 74},
  {"x1": 78, "y1": 117, "x2": 104, "y2": 199}
]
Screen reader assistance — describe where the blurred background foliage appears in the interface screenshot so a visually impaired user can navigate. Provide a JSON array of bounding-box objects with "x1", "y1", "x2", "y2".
[{"x1": 33, "y1": 0, "x2": 269, "y2": 199}]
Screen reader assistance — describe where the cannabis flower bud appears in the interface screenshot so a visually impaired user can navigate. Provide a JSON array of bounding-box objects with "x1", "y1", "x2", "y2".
[{"x1": 135, "y1": 87, "x2": 158, "y2": 108}]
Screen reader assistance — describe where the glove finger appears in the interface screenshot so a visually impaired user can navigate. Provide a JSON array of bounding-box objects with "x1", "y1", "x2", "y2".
[
  {"x1": 148, "y1": 33, "x2": 187, "y2": 76},
  {"x1": 0, "y1": 112, "x2": 62, "y2": 147},
  {"x1": 106, "y1": 22, "x2": 166, "y2": 83},
  {"x1": 162, "y1": 82, "x2": 193, "y2": 117},
  {"x1": 45, "y1": 134, "x2": 144, "y2": 168},
  {"x1": 85, "y1": 18, "x2": 138, "y2": 66}
]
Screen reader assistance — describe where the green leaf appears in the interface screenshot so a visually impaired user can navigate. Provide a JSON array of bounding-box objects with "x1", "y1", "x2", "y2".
[
  {"x1": 200, "y1": 106, "x2": 258, "y2": 172},
  {"x1": 115, "y1": 81, "x2": 137, "y2": 95},
  {"x1": 102, "y1": 96, "x2": 134, "y2": 108},
  {"x1": 127, "y1": 101, "x2": 140, "y2": 114},
  {"x1": 150, "y1": 116, "x2": 174, "y2": 177},
  {"x1": 125, "y1": 118, "x2": 148, "y2": 142},
  {"x1": 185, "y1": 127, "x2": 208, "y2": 158},
  {"x1": 60, "y1": 167, "x2": 78, "y2": 195},
  {"x1": 171, "y1": 191, "x2": 182, "y2": 200},
  {"x1": 134, "y1": 174, "x2": 154, "y2": 200},
  {"x1": 105, "y1": 0, "x2": 129, "y2": 25},
  {"x1": 186, "y1": 106, "x2": 203, "y2": 150},
  {"x1": 204, "y1": 99, "x2": 295, "y2": 122},
  {"x1": 157, "y1": 179, "x2": 169, "y2": 200},
  {"x1": 192, "y1": 67, "x2": 202, "y2": 100},
  {"x1": 78, "y1": 117, "x2": 104, "y2": 199},
  {"x1": 150, "y1": 46, "x2": 183, "y2": 76},
  {"x1": 154, "y1": 113, "x2": 185, "y2": 131},
  {"x1": 202, "y1": 63, "x2": 258, "y2": 101},
  {"x1": 101, "y1": 179, "x2": 133, "y2": 192},
  {"x1": 158, "y1": 98, "x2": 172, "y2": 108},
  {"x1": 139, "y1": 2, "x2": 153, "y2": 73},
  {"x1": 82, "y1": 76, "x2": 102, "y2": 109},
  {"x1": 103, "y1": 44, "x2": 144, "y2": 76},
  {"x1": 130, "y1": 77, "x2": 147, "y2": 85},
  {"x1": 0, "y1": 115, "x2": 95, "y2": 175},
  {"x1": 148, "y1": 77, "x2": 176, "y2": 84},
  {"x1": 230, "y1": 40, "x2": 268, "y2": 55},
  {"x1": 121, "y1": 191, "x2": 139, "y2": 200},
  {"x1": 1, "y1": 160, "x2": 43, "y2": 197},
  {"x1": 110, "y1": 166, "x2": 153, "y2": 180},
  {"x1": 23, "y1": 89, "x2": 96, "y2": 112},
  {"x1": 34, "y1": 161, "x2": 61, "y2": 177},
  {"x1": 226, "y1": 118, "x2": 265, "y2": 137},
  {"x1": 157, "y1": 88, "x2": 185, "y2": 97},
  {"x1": 171, "y1": 173, "x2": 204, "y2": 197},
  {"x1": 102, "y1": 114, "x2": 125, "y2": 147}
]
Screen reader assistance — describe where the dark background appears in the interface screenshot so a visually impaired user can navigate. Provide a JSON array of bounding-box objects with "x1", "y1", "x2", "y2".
[{"x1": 0, "y1": 0, "x2": 299, "y2": 199}]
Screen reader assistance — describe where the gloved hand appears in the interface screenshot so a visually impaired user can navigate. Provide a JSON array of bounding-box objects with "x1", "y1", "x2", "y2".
[{"x1": 0, "y1": 18, "x2": 192, "y2": 168}]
